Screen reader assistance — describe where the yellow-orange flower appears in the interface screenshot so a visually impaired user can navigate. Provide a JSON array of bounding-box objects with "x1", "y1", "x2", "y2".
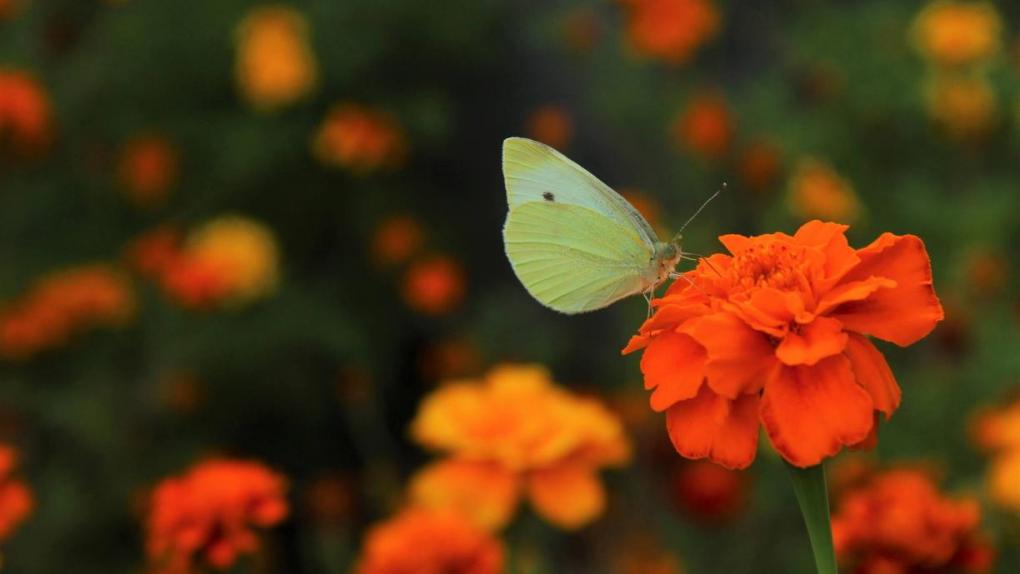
[
  {"x1": 619, "y1": 0, "x2": 719, "y2": 65},
  {"x1": 117, "y1": 134, "x2": 179, "y2": 208},
  {"x1": 624, "y1": 221, "x2": 943, "y2": 469},
  {"x1": 0, "y1": 445, "x2": 32, "y2": 541},
  {"x1": 235, "y1": 5, "x2": 318, "y2": 110},
  {"x1": 0, "y1": 265, "x2": 134, "y2": 360},
  {"x1": 925, "y1": 73, "x2": 996, "y2": 140},
  {"x1": 672, "y1": 91, "x2": 732, "y2": 161},
  {"x1": 161, "y1": 216, "x2": 280, "y2": 309},
  {"x1": 313, "y1": 103, "x2": 406, "y2": 172},
  {"x1": 787, "y1": 158, "x2": 860, "y2": 223},
  {"x1": 410, "y1": 364, "x2": 630, "y2": 530},
  {"x1": 371, "y1": 215, "x2": 424, "y2": 267},
  {"x1": 971, "y1": 398, "x2": 1020, "y2": 511},
  {"x1": 524, "y1": 105, "x2": 573, "y2": 150},
  {"x1": 911, "y1": 1, "x2": 1001, "y2": 68},
  {"x1": 0, "y1": 69, "x2": 52, "y2": 156},
  {"x1": 832, "y1": 468, "x2": 993, "y2": 574},
  {"x1": 402, "y1": 255, "x2": 465, "y2": 316},
  {"x1": 146, "y1": 458, "x2": 288, "y2": 574},
  {"x1": 355, "y1": 508, "x2": 504, "y2": 574}
]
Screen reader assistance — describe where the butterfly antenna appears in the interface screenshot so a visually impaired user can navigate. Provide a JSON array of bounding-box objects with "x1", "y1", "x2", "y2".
[{"x1": 677, "y1": 182, "x2": 726, "y2": 234}]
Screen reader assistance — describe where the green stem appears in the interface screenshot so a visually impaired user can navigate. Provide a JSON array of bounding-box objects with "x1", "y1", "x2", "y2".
[{"x1": 786, "y1": 462, "x2": 838, "y2": 574}]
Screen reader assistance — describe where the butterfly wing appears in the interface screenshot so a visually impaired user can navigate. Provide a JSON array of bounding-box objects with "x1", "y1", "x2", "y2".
[
  {"x1": 502, "y1": 137, "x2": 659, "y2": 247},
  {"x1": 503, "y1": 201, "x2": 655, "y2": 314}
]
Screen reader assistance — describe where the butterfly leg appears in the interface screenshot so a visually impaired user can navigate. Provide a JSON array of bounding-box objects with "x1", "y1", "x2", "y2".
[{"x1": 643, "y1": 288, "x2": 653, "y2": 319}]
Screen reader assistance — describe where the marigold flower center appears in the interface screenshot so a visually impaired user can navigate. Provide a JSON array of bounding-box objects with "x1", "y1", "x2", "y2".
[{"x1": 728, "y1": 242, "x2": 808, "y2": 294}]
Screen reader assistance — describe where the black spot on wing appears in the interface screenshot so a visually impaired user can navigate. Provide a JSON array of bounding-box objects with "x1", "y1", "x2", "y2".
[{"x1": 542, "y1": 192, "x2": 555, "y2": 202}]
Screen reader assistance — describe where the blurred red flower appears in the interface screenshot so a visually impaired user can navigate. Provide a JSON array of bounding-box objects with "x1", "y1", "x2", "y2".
[
  {"x1": 619, "y1": 0, "x2": 719, "y2": 64},
  {"x1": 402, "y1": 255, "x2": 466, "y2": 316},
  {"x1": 0, "y1": 69, "x2": 52, "y2": 156},
  {"x1": 525, "y1": 105, "x2": 573, "y2": 150},
  {"x1": 355, "y1": 508, "x2": 504, "y2": 574},
  {"x1": 371, "y1": 215, "x2": 424, "y2": 267},
  {"x1": 671, "y1": 460, "x2": 747, "y2": 522},
  {"x1": 146, "y1": 458, "x2": 288, "y2": 574},
  {"x1": 832, "y1": 468, "x2": 993, "y2": 574},
  {"x1": 117, "y1": 134, "x2": 179, "y2": 209},
  {"x1": 738, "y1": 140, "x2": 783, "y2": 193},
  {"x1": 624, "y1": 220, "x2": 943, "y2": 468},
  {"x1": 0, "y1": 445, "x2": 32, "y2": 541},
  {"x1": 673, "y1": 91, "x2": 732, "y2": 161},
  {"x1": 313, "y1": 103, "x2": 406, "y2": 172}
]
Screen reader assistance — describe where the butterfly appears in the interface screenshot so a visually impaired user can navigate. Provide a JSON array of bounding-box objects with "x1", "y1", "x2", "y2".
[{"x1": 502, "y1": 137, "x2": 717, "y2": 314}]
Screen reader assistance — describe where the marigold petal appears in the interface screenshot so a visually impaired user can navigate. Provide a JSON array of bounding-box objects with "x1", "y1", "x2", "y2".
[
  {"x1": 409, "y1": 459, "x2": 520, "y2": 531},
  {"x1": 665, "y1": 385, "x2": 760, "y2": 470},
  {"x1": 832, "y1": 233, "x2": 944, "y2": 346},
  {"x1": 718, "y1": 233, "x2": 753, "y2": 254},
  {"x1": 843, "y1": 334, "x2": 900, "y2": 419},
  {"x1": 760, "y1": 355, "x2": 874, "y2": 467},
  {"x1": 640, "y1": 332, "x2": 707, "y2": 412},
  {"x1": 527, "y1": 463, "x2": 604, "y2": 529},
  {"x1": 793, "y1": 220, "x2": 859, "y2": 290},
  {"x1": 815, "y1": 276, "x2": 896, "y2": 316},
  {"x1": 681, "y1": 312, "x2": 775, "y2": 398},
  {"x1": 775, "y1": 316, "x2": 849, "y2": 366}
]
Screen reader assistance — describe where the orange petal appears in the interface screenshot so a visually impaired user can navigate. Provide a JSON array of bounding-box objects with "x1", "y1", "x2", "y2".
[
  {"x1": 815, "y1": 276, "x2": 896, "y2": 316},
  {"x1": 843, "y1": 333, "x2": 900, "y2": 419},
  {"x1": 665, "y1": 385, "x2": 760, "y2": 470},
  {"x1": 775, "y1": 316, "x2": 849, "y2": 366},
  {"x1": 760, "y1": 355, "x2": 874, "y2": 467},
  {"x1": 832, "y1": 233, "x2": 944, "y2": 346},
  {"x1": 718, "y1": 233, "x2": 753, "y2": 254},
  {"x1": 640, "y1": 332, "x2": 706, "y2": 412},
  {"x1": 527, "y1": 463, "x2": 605, "y2": 530},
  {"x1": 793, "y1": 220, "x2": 859, "y2": 290},
  {"x1": 409, "y1": 459, "x2": 519, "y2": 530},
  {"x1": 681, "y1": 312, "x2": 776, "y2": 398}
]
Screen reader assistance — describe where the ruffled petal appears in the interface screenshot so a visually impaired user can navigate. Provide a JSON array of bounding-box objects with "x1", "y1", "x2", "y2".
[
  {"x1": 775, "y1": 316, "x2": 849, "y2": 366},
  {"x1": 814, "y1": 276, "x2": 896, "y2": 316},
  {"x1": 640, "y1": 332, "x2": 707, "y2": 412},
  {"x1": 409, "y1": 459, "x2": 520, "y2": 530},
  {"x1": 843, "y1": 333, "x2": 900, "y2": 419},
  {"x1": 760, "y1": 355, "x2": 874, "y2": 467},
  {"x1": 793, "y1": 220, "x2": 859, "y2": 290},
  {"x1": 681, "y1": 312, "x2": 776, "y2": 398},
  {"x1": 719, "y1": 234, "x2": 753, "y2": 255},
  {"x1": 665, "y1": 385, "x2": 760, "y2": 470},
  {"x1": 832, "y1": 233, "x2": 944, "y2": 346},
  {"x1": 527, "y1": 463, "x2": 604, "y2": 529}
]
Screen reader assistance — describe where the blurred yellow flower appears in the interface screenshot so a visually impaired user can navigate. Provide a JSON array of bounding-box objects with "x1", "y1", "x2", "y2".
[
  {"x1": 972, "y1": 398, "x2": 1020, "y2": 512},
  {"x1": 911, "y1": 1, "x2": 1001, "y2": 68},
  {"x1": 787, "y1": 158, "x2": 860, "y2": 223},
  {"x1": 235, "y1": 6, "x2": 318, "y2": 111},
  {"x1": 181, "y1": 216, "x2": 280, "y2": 307},
  {"x1": 312, "y1": 103, "x2": 406, "y2": 172},
  {"x1": 410, "y1": 364, "x2": 630, "y2": 530},
  {"x1": 925, "y1": 73, "x2": 996, "y2": 139},
  {"x1": 987, "y1": 450, "x2": 1020, "y2": 511}
]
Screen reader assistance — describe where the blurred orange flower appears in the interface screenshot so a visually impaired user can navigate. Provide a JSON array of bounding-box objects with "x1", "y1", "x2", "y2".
[
  {"x1": 911, "y1": 1, "x2": 1001, "y2": 68},
  {"x1": 410, "y1": 364, "x2": 630, "y2": 530},
  {"x1": 619, "y1": 0, "x2": 719, "y2": 65},
  {"x1": 524, "y1": 105, "x2": 573, "y2": 150},
  {"x1": 402, "y1": 255, "x2": 465, "y2": 316},
  {"x1": 0, "y1": 265, "x2": 134, "y2": 360},
  {"x1": 0, "y1": 445, "x2": 32, "y2": 541},
  {"x1": 961, "y1": 247, "x2": 1006, "y2": 298},
  {"x1": 371, "y1": 215, "x2": 424, "y2": 267},
  {"x1": 972, "y1": 398, "x2": 1020, "y2": 511},
  {"x1": 673, "y1": 91, "x2": 732, "y2": 160},
  {"x1": 146, "y1": 458, "x2": 288, "y2": 574},
  {"x1": 355, "y1": 508, "x2": 504, "y2": 574},
  {"x1": 738, "y1": 140, "x2": 783, "y2": 193},
  {"x1": 832, "y1": 468, "x2": 993, "y2": 574},
  {"x1": 671, "y1": 460, "x2": 746, "y2": 522},
  {"x1": 0, "y1": 69, "x2": 52, "y2": 156},
  {"x1": 787, "y1": 158, "x2": 860, "y2": 223},
  {"x1": 620, "y1": 189, "x2": 667, "y2": 238},
  {"x1": 624, "y1": 220, "x2": 944, "y2": 468},
  {"x1": 313, "y1": 103, "x2": 406, "y2": 172},
  {"x1": 925, "y1": 73, "x2": 996, "y2": 140},
  {"x1": 612, "y1": 536, "x2": 683, "y2": 574},
  {"x1": 117, "y1": 134, "x2": 179, "y2": 208},
  {"x1": 126, "y1": 226, "x2": 184, "y2": 280},
  {"x1": 235, "y1": 5, "x2": 318, "y2": 111}
]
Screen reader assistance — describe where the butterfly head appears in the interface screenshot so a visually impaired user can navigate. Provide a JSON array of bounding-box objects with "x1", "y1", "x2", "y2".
[{"x1": 652, "y1": 237, "x2": 684, "y2": 284}]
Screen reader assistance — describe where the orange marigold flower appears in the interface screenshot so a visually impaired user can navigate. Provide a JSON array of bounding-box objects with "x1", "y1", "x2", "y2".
[
  {"x1": 0, "y1": 445, "x2": 32, "y2": 541},
  {"x1": 146, "y1": 458, "x2": 288, "y2": 574},
  {"x1": 787, "y1": 158, "x2": 861, "y2": 224},
  {"x1": 524, "y1": 105, "x2": 573, "y2": 150},
  {"x1": 312, "y1": 103, "x2": 406, "y2": 172},
  {"x1": 356, "y1": 508, "x2": 504, "y2": 574},
  {"x1": 0, "y1": 265, "x2": 134, "y2": 360},
  {"x1": 371, "y1": 215, "x2": 424, "y2": 267},
  {"x1": 235, "y1": 5, "x2": 318, "y2": 111},
  {"x1": 971, "y1": 397, "x2": 1020, "y2": 511},
  {"x1": 672, "y1": 91, "x2": 732, "y2": 161},
  {"x1": 117, "y1": 134, "x2": 179, "y2": 208},
  {"x1": 911, "y1": 1, "x2": 1001, "y2": 68},
  {"x1": 619, "y1": 0, "x2": 719, "y2": 65},
  {"x1": 410, "y1": 364, "x2": 630, "y2": 530},
  {"x1": 402, "y1": 255, "x2": 465, "y2": 316},
  {"x1": 623, "y1": 220, "x2": 944, "y2": 468},
  {"x1": 0, "y1": 69, "x2": 53, "y2": 156},
  {"x1": 925, "y1": 73, "x2": 996, "y2": 140},
  {"x1": 832, "y1": 468, "x2": 993, "y2": 574},
  {"x1": 671, "y1": 460, "x2": 746, "y2": 523}
]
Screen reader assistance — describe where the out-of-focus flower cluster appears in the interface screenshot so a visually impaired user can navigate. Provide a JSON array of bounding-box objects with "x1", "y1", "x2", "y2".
[
  {"x1": 973, "y1": 398, "x2": 1020, "y2": 512},
  {"x1": 0, "y1": 446, "x2": 32, "y2": 543}
]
